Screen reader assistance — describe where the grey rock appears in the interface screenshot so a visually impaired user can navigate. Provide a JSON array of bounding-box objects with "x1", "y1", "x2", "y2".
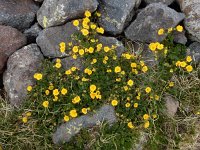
[
  {"x1": 97, "y1": 0, "x2": 141, "y2": 35},
  {"x1": 188, "y1": 42, "x2": 200, "y2": 63},
  {"x1": 3, "y1": 44, "x2": 44, "y2": 107},
  {"x1": 164, "y1": 95, "x2": 179, "y2": 117},
  {"x1": 177, "y1": 0, "x2": 200, "y2": 42},
  {"x1": 34, "y1": 0, "x2": 43, "y2": 2},
  {"x1": 24, "y1": 23, "x2": 42, "y2": 43},
  {"x1": 0, "y1": 25, "x2": 27, "y2": 73},
  {"x1": 36, "y1": 21, "x2": 125, "y2": 58},
  {"x1": 53, "y1": 104, "x2": 117, "y2": 144},
  {"x1": 37, "y1": 0, "x2": 98, "y2": 28},
  {"x1": 144, "y1": 0, "x2": 174, "y2": 5},
  {"x1": 98, "y1": 36, "x2": 125, "y2": 57},
  {"x1": 36, "y1": 21, "x2": 79, "y2": 58},
  {"x1": 0, "y1": 0, "x2": 39, "y2": 31},
  {"x1": 132, "y1": 132, "x2": 148, "y2": 150},
  {"x1": 172, "y1": 30, "x2": 187, "y2": 45},
  {"x1": 125, "y1": 3, "x2": 185, "y2": 43}
]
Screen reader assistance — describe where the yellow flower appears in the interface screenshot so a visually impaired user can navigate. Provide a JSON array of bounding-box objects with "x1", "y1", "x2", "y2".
[
  {"x1": 53, "y1": 96, "x2": 58, "y2": 101},
  {"x1": 53, "y1": 89, "x2": 59, "y2": 96},
  {"x1": 73, "y1": 20, "x2": 79, "y2": 26},
  {"x1": 69, "y1": 109, "x2": 78, "y2": 118},
  {"x1": 155, "y1": 95, "x2": 160, "y2": 100},
  {"x1": 71, "y1": 67, "x2": 77, "y2": 72},
  {"x1": 186, "y1": 56, "x2": 192, "y2": 62},
  {"x1": 83, "y1": 17, "x2": 90, "y2": 23},
  {"x1": 144, "y1": 121, "x2": 150, "y2": 128},
  {"x1": 82, "y1": 77, "x2": 89, "y2": 82},
  {"x1": 107, "y1": 69, "x2": 112, "y2": 73},
  {"x1": 96, "y1": 43, "x2": 102, "y2": 51},
  {"x1": 157, "y1": 43, "x2": 164, "y2": 50},
  {"x1": 134, "y1": 103, "x2": 138, "y2": 108},
  {"x1": 60, "y1": 46, "x2": 65, "y2": 53},
  {"x1": 65, "y1": 70, "x2": 72, "y2": 75},
  {"x1": 91, "y1": 58, "x2": 97, "y2": 64},
  {"x1": 176, "y1": 25, "x2": 183, "y2": 32},
  {"x1": 72, "y1": 96, "x2": 81, "y2": 104},
  {"x1": 26, "y1": 112, "x2": 32, "y2": 117},
  {"x1": 169, "y1": 82, "x2": 174, "y2": 87},
  {"x1": 72, "y1": 54, "x2": 77, "y2": 59},
  {"x1": 72, "y1": 46, "x2": 79, "y2": 53},
  {"x1": 42, "y1": 101, "x2": 49, "y2": 108},
  {"x1": 186, "y1": 65, "x2": 193, "y2": 72},
  {"x1": 114, "y1": 66, "x2": 121, "y2": 73},
  {"x1": 149, "y1": 43, "x2": 157, "y2": 51},
  {"x1": 152, "y1": 114, "x2": 157, "y2": 119},
  {"x1": 22, "y1": 117, "x2": 28, "y2": 123},
  {"x1": 34, "y1": 73, "x2": 43, "y2": 80},
  {"x1": 104, "y1": 46, "x2": 110, "y2": 52},
  {"x1": 59, "y1": 42, "x2": 65, "y2": 47},
  {"x1": 142, "y1": 66, "x2": 148, "y2": 73},
  {"x1": 88, "y1": 47, "x2": 94, "y2": 53},
  {"x1": 168, "y1": 27, "x2": 173, "y2": 33},
  {"x1": 180, "y1": 61, "x2": 187, "y2": 68},
  {"x1": 79, "y1": 49, "x2": 85, "y2": 56},
  {"x1": 90, "y1": 92, "x2": 96, "y2": 99},
  {"x1": 143, "y1": 114, "x2": 150, "y2": 120},
  {"x1": 55, "y1": 63, "x2": 61, "y2": 69},
  {"x1": 64, "y1": 115, "x2": 70, "y2": 122},
  {"x1": 82, "y1": 21, "x2": 89, "y2": 29},
  {"x1": 145, "y1": 87, "x2": 152, "y2": 93},
  {"x1": 84, "y1": 68, "x2": 92, "y2": 75},
  {"x1": 158, "y1": 28, "x2": 164, "y2": 35},
  {"x1": 125, "y1": 54, "x2": 132, "y2": 59},
  {"x1": 116, "y1": 78, "x2": 121, "y2": 82},
  {"x1": 128, "y1": 122, "x2": 135, "y2": 129},
  {"x1": 176, "y1": 61, "x2": 181, "y2": 67},
  {"x1": 125, "y1": 102, "x2": 131, "y2": 108},
  {"x1": 131, "y1": 63, "x2": 137, "y2": 68},
  {"x1": 61, "y1": 88, "x2": 68, "y2": 95},
  {"x1": 111, "y1": 100, "x2": 118, "y2": 106},
  {"x1": 90, "y1": 24, "x2": 97, "y2": 29},
  {"x1": 27, "y1": 85, "x2": 32, "y2": 92},
  {"x1": 90, "y1": 84, "x2": 96, "y2": 92},
  {"x1": 81, "y1": 29, "x2": 89, "y2": 36},
  {"x1": 96, "y1": 12, "x2": 101, "y2": 17},
  {"x1": 56, "y1": 58, "x2": 61, "y2": 63},
  {"x1": 96, "y1": 27, "x2": 104, "y2": 34},
  {"x1": 124, "y1": 86, "x2": 129, "y2": 91},
  {"x1": 84, "y1": 10, "x2": 91, "y2": 17},
  {"x1": 127, "y1": 79, "x2": 134, "y2": 87},
  {"x1": 48, "y1": 84, "x2": 54, "y2": 90},
  {"x1": 82, "y1": 108, "x2": 88, "y2": 114}
]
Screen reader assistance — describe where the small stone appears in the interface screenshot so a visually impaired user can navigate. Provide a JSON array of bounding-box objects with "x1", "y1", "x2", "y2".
[
  {"x1": 177, "y1": 0, "x2": 200, "y2": 42},
  {"x1": 97, "y1": 0, "x2": 141, "y2": 35},
  {"x1": 144, "y1": 0, "x2": 174, "y2": 5},
  {"x1": 172, "y1": 30, "x2": 187, "y2": 45},
  {"x1": 24, "y1": 23, "x2": 42, "y2": 43},
  {"x1": 0, "y1": 25, "x2": 27, "y2": 73},
  {"x1": 164, "y1": 95, "x2": 179, "y2": 117},
  {"x1": 188, "y1": 42, "x2": 200, "y2": 63},
  {"x1": 53, "y1": 104, "x2": 117, "y2": 144},
  {"x1": 3, "y1": 44, "x2": 44, "y2": 107},
  {"x1": 37, "y1": 0, "x2": 98, "y2": 28},
  {"x1": 125, "y1": 3, "x2": 185, "y2": 43},
  {"x1": 0, "y1": 0, "x2": 39, "y2": 31}
]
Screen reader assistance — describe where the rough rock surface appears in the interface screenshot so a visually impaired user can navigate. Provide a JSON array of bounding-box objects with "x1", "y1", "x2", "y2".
[
  {"x1": 164, "y1": 95, "x2": 179, "y2": 117},
  {"x1": 37, "y1": 0, "x2": 98, "y2": 28},
  {"x1": 3, "y1": 44, "x2": 44, "y2": 107},
  {"x1": 177, "y1": 0, "x2": 200, "y2": 42},
  {"x1": 24, "y1": 23, "x2": 42, "y2": 43},
  {"x1": 144, "y1": 0, "x2": 174, "y2": 5},
  {"x1": 188, "y1": 42, "x2": 200, "y2": 63},
  {"x1": 36, "y1": 21, "x2": 125, "y2": 58},
  {"x1": 0, "y1": 25, "x2": 27, "y2": 72},
  {"x1": 172, "y1": 30, "x2": 187, "y2": 45},
  {"x1": 125, "y1": 3, "x2": 185, "y2": 43},
  {"x1": 36, "y1": 21, "x2": 79, "y2": 58},
  {"x1": 0, "y1": 0, "x2": 39, "y2": 31},
  {"x1": 53, "y1": 104, "x2": 117, "y2": 144},
  {"x1": 97, "y1": 0, "x2": 141, "y2": 35}
]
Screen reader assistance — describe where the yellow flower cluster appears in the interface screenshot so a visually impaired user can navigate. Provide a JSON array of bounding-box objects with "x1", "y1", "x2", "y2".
[
  {"x1": 175, "y1": 56, "x2": 193, "y2": 72},
  {"x1": 59, "y1": 42, "x2": 66, "y2": 53},
  {"x1": 90, "y1": 84, "x2": 102, "y2": 100},
  {"x1": 149, "y1": 42, "x2": 164, "y2": 51},
  {"x1": 33, "y1": 73, "x2": 43, "y2": 80},
  {"x1": 22, "y1": 112, "x2": 32, "y2": 123}
]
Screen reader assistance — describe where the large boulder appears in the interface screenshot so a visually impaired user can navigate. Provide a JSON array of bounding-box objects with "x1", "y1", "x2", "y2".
[
  {"x1": 97, "y1": 0, "x2": 141, "y2": 35},
  {"x1": 37, "y1": 0, "x2": 98, "y2": 28},
  {"x1": 0, "y1": 0, "x2": 39, "y2": 31},
  {"x1": 0, "y1": 25, "x2": 27, "y2": 73},
  {"x1": 177, "y1": 0, "x2": 200, "y2": 42},
  {"x1": 144, "y1": 0, "x2": 174, "y2": 5},
  {"x1": 188, "y1": 42, "x2": 200, "y2": 63},
  {"x1": 124, "y1": 3, "x2": 185, "y2": 43},
  {"x1": 3, "y1": 44, "x2": 44, "y2": 107},
  {"x1": 36, "y1": 21, "x2": 125, "y2": 58},
  {"x1": 53, "y1": 104, "x2": 117, "y2": 144}
]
